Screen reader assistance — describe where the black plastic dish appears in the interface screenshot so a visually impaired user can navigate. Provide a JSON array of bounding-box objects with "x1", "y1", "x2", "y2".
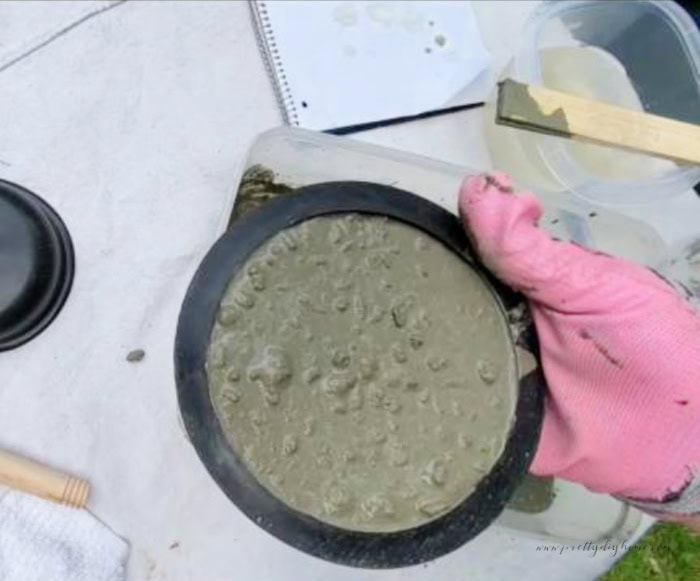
[
  {"x1": 174, "y1": 181, "x2": 544, "y2": 568},
  {"x1": 0, "y1": 180, "x2": 75, "y2": 351}
]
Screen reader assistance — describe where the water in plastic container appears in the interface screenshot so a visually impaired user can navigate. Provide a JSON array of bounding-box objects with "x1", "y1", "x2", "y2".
[{"x1": 484, "y1": 0, "x2": 700, "y2": 204}]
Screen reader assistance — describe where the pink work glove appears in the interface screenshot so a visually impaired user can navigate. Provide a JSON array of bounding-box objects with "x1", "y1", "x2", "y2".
[{"x1": 459, "y1": 173, "x2": 700, "y2": 514}]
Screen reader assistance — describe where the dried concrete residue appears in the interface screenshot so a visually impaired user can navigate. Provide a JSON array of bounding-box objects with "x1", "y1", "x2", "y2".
[
  {"x1": 496, "y1": 79, "x2": 572, "y2": 138},
  {"x1": 230, "y1": 165, "x2": 294, "y2": 225},
  {"x1": 208, "y1": 215, "x2": 517, "y2": 532},
  {"x1": 506, "y1": 474, "x2": 556, "y2": 514},
  {"x1": 126, "y1": 349, "x2": 145, "y2": 363}
]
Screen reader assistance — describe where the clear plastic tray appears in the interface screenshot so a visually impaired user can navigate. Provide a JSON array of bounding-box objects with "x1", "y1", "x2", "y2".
[
  {"x1": 225, "y1": 127, "x2": 668, "y2": 268},
  {"x1": 224, "y1": 127, "x2": 659, "y2": 544}
]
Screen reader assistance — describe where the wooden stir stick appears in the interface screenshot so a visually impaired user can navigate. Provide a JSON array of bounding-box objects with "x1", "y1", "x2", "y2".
[
  {"x1": 0, "y1": 448, "x2": 90, "y2": 508},
  {"x1": 496, "y1": 79, "x2": 700, "y2": 165}
]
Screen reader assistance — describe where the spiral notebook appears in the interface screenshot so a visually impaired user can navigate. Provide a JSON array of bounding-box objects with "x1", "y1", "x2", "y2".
[{"x1": 250, "y1": 1, "x2": 491, "y2": 132}]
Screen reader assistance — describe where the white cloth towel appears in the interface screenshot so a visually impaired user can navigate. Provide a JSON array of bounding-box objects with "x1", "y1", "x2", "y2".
[{"x1": 0, "y1": 491, "x2": 128, "y2": 581}]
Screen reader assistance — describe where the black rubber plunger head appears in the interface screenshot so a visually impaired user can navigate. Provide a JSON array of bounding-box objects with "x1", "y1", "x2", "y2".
[{"x1": 0, "y1": 180, "x2": 74, "y2": 351}]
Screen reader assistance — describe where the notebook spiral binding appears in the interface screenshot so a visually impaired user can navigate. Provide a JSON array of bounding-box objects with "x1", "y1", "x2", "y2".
[{"x1": 249, "y1": 1, "x2": 300, "y2": 126}]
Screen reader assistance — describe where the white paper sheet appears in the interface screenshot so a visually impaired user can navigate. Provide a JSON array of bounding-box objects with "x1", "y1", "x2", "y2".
[{"x1": 255, "y1": 0, "x2": 491, "y2": 130}]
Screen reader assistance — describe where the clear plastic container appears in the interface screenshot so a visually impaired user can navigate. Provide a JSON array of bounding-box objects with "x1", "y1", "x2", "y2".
[
  {"x1": 484, "y1": 0, "x2": 700, "y2": 204},
  {"x1": 226, "y1": 127, "x2": 669, "y2": 268},
  {"x1": 225, "y1": 127, "x2": 654, "y2": 543}
]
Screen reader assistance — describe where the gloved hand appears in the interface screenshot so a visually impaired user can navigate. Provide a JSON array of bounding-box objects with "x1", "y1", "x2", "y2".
[{"x1": 459, "y1": 173, "x2": 700, "y2": 516}]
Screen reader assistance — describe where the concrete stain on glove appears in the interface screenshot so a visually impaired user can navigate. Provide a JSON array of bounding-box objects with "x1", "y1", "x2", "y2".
[{"x1": 459, "y1": 173, "x2": 700, "y2": 512}]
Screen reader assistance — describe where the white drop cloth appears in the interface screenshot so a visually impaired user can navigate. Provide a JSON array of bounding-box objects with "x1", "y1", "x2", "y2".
[{"x1": 0, "y1": 491, "x2": 128, "y2": 581}]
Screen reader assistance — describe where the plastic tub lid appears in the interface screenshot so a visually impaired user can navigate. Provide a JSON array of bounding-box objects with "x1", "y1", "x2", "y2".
[
  {"x1": 512, "y1": 0, "x2": 700, "y2": 203},
  {"x1": 0, "y1": 180, "x2": 75, "y2": 351}
]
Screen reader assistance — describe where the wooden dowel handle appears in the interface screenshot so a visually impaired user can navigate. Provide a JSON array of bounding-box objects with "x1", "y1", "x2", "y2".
[{"x1": 0, "y1": 449, "x2": 90, "y2": 508}]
